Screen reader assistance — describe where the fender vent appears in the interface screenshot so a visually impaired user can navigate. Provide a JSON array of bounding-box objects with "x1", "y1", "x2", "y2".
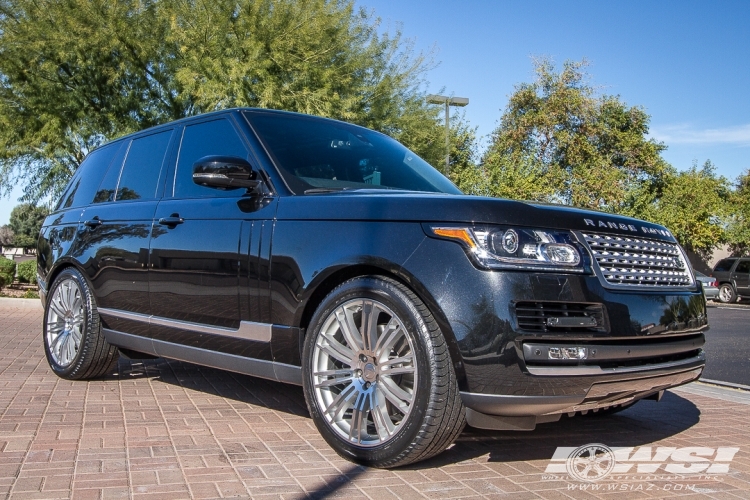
[{"x1": 515, "y1": 301, "x2": 607, "y2": 333}]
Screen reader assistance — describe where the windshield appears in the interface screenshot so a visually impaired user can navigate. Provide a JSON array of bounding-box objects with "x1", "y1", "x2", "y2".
[{"x1": 244, "y1": 111, "x2": 462, "y2": 195}]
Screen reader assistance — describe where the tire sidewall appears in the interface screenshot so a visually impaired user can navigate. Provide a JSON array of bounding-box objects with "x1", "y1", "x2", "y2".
[
  {"x1": 43, "y1": 268, "x2": 97, "y2": 378},
  {"x1": 719, "y1": 283, "x2": 736, "y2": 303},
  {"x1": 302, "y1": 277, "x2": 433, "y2": 465}
]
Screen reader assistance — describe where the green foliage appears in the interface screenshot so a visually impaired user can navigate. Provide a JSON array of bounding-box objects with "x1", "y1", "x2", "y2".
[
  {"x1": 482, "y1": 58, "x2": 670, "y2": 210},
  {"x1": 9, "y1": 203, "x2": 48, "y2": 248},
  {"x1": 0, "y1": 0, "x2": 445, "y2": 202},
  {"x1": 445, "y1": 116, "x2": 482, "y2": 191},
  {"x1": 16, "y1": 259, "x2": 36, "y2": 284},
  {"x1": 726, "y1": 169, "x2": 750, "y2": 255},
  {"x1": 22, "y1": 289, "x2": 39, "y2": 299},
  {"x1": 622, "y1": 161, "x2": 731, "y2": 260},
  {"x1": 468, "y1": 150, "x2": 564, "y2": 201},
  {"x1": 0, "y1": 256, "x2": 15, "y2": 287}
]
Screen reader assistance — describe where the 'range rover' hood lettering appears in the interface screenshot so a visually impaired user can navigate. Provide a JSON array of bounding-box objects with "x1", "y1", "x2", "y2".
[{"x1": 583, "y1": 218, "x2": 673, "y2": 238}]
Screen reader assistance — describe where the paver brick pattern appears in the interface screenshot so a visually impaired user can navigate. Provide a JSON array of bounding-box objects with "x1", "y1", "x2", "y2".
[{"x1": 1, "y1": 300, "x2": 749, "y2": 499}]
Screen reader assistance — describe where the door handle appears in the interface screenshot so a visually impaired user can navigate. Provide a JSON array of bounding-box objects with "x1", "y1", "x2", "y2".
[
  {"x1": 83, "y1": 218, "x2": 102, "y2": 228},
  {"x1": 158, "y1": 215, "x2": 184, "y2": 227}
]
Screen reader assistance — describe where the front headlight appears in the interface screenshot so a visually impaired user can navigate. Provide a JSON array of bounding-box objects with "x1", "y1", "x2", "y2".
[{"x1": 427, "y1": 225, "x2": 587, "y2": 272}]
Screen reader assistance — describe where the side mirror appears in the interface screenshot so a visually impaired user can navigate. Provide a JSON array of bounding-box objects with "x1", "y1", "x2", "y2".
[{"x1": 192, "y1": 155, "x2": 260, "y2": 190}]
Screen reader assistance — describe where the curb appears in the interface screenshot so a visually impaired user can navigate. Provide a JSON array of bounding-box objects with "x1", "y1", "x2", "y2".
[
  {"x1": 0, "y1": 297, "x2": 42, "y2": 308},
  {"x1": 698, "y1": 378, "x2": 750, "y2": 392},
  {"x1": 707, "y1": 301, "x2": 750, "y2": 310}
]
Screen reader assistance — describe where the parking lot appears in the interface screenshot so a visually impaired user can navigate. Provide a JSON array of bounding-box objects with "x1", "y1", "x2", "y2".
[
  {"x1": 2, "y1": 298, "x2": 750, "y2": 499},
  {"x1": 702, "y1": 303, "x2": 750, "y2": 386}
]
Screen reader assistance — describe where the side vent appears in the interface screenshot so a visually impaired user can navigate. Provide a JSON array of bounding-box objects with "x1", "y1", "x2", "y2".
[{"x1": 514, "y1": 302, "x2": 608, "y2": 333}]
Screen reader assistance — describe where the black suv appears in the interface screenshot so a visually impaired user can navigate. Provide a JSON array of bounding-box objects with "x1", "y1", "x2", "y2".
[
  {"x1": 38, "y1": 109, "x2": 707, "y2": 467},
  {"x1": 712, "y1": 257, "x2": 750, "y2": 303}
]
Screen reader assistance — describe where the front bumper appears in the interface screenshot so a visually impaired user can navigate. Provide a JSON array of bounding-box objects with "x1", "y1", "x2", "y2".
[{"x1": 460, "y1": 350, "x2": 704, "y2": 429}]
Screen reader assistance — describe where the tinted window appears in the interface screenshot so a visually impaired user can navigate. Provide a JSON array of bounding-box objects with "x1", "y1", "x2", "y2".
[
  {"x1": 93, "y1": 143, "x2": 128, "y2": 204},
  {"x1": 244, "y1": 111, "x2": 461, "y2": 195},
  {"x1": 58, "y1": 143, "x2": 120, "y2": 209},
  {"x1": 115, "y1": 130, "x2": 173, "y2": 201},
  {"x1": 714, "y1": 258, "x2": 738, "y2": 272},
  {"x1": 736, "y1": 260, "x2": 750, "y2": 273},
  {"x1": 173, "y1": 119, "x2": 248, "y2": 198}
]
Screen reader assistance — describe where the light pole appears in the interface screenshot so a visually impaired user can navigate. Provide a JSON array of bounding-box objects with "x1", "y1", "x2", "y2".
[{"x1": 426, "y1": 94, "x2": 469, "y2": 175}]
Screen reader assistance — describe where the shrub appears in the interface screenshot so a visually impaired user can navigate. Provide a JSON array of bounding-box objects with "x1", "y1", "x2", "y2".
[
  {"x1": 0, "y1": 257, "x2": 15, "y2": 287},
  {"x1": 16, "y1": 259, "x2": 37, "y2": 284},
  {"x1": 22, "y1": 289, "x2": 39, "y2": 299}
]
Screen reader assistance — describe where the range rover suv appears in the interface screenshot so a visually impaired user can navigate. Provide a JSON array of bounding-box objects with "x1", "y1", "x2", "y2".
[{"x1": 37, "y1": 109, "x2": 707, "y2": 468}]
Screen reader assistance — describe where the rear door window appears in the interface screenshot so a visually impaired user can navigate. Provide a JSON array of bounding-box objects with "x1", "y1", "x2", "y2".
[
  {"x1": 114, "y1": 130, "x2": 173, "y2": 201},
  {"x1": 172, "y1": 118, "x2": 249, "y2": 199},
  {"x1": 713, "y1": 258, "x2": 737, "y2": 272},
  {"x1": 58, "y1": 142, "x2": 121, "y2": 209},
  {"x1": 735, "y1": 260, "x2": 750, "y2": 273}
]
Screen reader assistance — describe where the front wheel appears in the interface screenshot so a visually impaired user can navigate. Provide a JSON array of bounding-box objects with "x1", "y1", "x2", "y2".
[
  {"x1": 302, "y1": 276, "x2": 465, "y2": 468},
  {"x1": 718, "y1": 283, "x2": 737, "y2": 304}
]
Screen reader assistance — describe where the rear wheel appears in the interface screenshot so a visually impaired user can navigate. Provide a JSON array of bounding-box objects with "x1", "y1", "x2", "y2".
[
  {"x1": 43, "y1": 268, "x2": 119, "y2": 379},
  {"x1": 302, "y1": 276, "x2": 465, "y2": 468},
  {"x1": 718, "y1": 283, "x2": 737, "y2": 303}
]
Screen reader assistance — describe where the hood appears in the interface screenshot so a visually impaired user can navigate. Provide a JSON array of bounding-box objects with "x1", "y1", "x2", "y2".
[{"x1": 275, "y1": 191, "x2": 676, "y2": 243}]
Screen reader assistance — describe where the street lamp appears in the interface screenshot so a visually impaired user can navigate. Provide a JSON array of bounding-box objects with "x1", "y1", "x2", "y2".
[{"x1": 426, "y1": 94, "x2": 469, "y2": 175}]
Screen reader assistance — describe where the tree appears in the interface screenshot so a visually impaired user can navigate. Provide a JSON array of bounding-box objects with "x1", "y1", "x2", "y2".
[
  {"x1": 622, "y1": 161, "x2": 731, "y2": 260},
  {"x1": 0, "y1": 225, "x2": 13, "y2": 246},
  {"x1": 0, "y1": 0, "x2": 445, "y2": 203},
  {"x1": 726, "y1": 169, "x2": 750, "y2": 255},
  {"x1": 8, "y1": 203, "x2": 48, "y2": 248},
  {"x1": 481, "y1": 58, "x2": 670, "y2": 210},
  {"x1": 442, "y1": 115, "x2": 482, "y2": 192}
]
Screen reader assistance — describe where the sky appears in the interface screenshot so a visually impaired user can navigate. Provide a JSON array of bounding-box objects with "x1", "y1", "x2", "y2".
[
  {"x1": 358, "y1": 0, "x2": 750, "y2": 175},
  {"x1": 2, "y1": 0, "x2": 749, "y2": 225}
]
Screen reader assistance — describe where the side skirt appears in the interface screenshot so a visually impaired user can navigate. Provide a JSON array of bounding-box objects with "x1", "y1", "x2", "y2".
[{"x1": 102, "y1": 328, "x2": 302, "y2": 385}]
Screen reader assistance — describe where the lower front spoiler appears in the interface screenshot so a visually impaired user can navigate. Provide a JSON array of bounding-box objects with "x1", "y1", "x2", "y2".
[{"x1": 460, "y1": 354, "x2": 704, "y2": 431}]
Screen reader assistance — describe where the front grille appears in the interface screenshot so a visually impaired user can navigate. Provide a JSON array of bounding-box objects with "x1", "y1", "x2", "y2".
[
  {"x1": 582, "y1": 232, "x2": 694, "y2": 288},
  {"x1": 515, "y1": 301, "x2": 607, "y2": 333}
]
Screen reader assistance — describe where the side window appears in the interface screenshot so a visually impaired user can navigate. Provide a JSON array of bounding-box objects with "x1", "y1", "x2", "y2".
[
  {"x1": 58, "y1": 142, "x2": 120, "y2": 209},
  {"x1": 736, "y1": 261, "x2": 750, "y2": 273},
  {"x1": 94, "y1": 142, "x2": 128, "y2": 204},
  {"x1": 174, "y1": 119, "x2": 249, "y2": 199},
  {"x1": 115, "y1": 130, "x2": 173, "y2": 202},
  {"x1": 713, "y1": 258, "x2": 737, "y2": 273}
]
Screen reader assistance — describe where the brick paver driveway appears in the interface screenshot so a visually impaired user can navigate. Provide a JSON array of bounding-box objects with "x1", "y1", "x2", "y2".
[{"x1": 1, "y1": 299, "x2": 749, "y2": 499}]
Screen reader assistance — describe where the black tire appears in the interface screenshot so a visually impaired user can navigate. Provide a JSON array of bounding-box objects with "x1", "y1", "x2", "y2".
[
  {"x1": 301, "y1": 276, "x2": 465, "y2": 468},
  {"x1": 718, "y1": 283, "x2": 737, "y2": 304},
  {"x1": 43, "y1": 268, "x2": 119, "y2": 379}
]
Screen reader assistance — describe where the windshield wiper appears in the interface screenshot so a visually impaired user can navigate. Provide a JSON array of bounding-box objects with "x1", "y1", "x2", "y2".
[{"x1": 304, "y1": 187, "x2": 350, "y2": 194}]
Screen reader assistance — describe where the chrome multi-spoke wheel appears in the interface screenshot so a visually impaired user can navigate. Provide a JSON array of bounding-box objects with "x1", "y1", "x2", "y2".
[
  {"x1": 311, "y1": 298, "x2": 417, "y2": 446},
  {"x1": 43, "y1": 268, "x2": 119, "y2": 379},
  {"x1": 302, "y1": 276, "x2": 465, "y2": 468},
  {"x1": 718, "y1": 284, "x2": 736, "y2": 303},
  {"x1": 46, "y1": 278, "x2": 84, "y2": 367}
]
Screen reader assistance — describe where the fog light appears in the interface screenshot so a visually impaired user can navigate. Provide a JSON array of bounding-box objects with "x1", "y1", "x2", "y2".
[{"x1": 548, "y1": 347, "x2": 588, "y2": 360}]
